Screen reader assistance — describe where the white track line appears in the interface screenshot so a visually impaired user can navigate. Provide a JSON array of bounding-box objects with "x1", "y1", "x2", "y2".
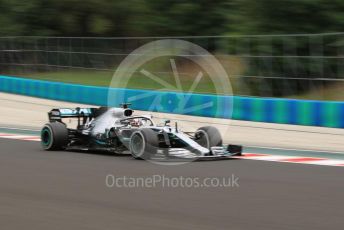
[
  {"x1": 0, "y1": 133, "x2": 41, "y2": 142},
  {"x1": 0, "y1": 133, "x2": 343, "y2": 167},
  {"x1": 234, "y1": 153, "x2": 344, "y2": 167}
]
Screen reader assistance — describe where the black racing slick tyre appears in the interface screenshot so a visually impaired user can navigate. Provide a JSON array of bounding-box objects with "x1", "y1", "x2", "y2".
[
  {"x1": 195, "y1": 126, "x2": 222, "y2": 149},
  {"x1": 129, "y1": 128, "x2": 158, "y2": 160},
  {"x1": 41, "y1": 122, "x2": 69, "y2": 150}
]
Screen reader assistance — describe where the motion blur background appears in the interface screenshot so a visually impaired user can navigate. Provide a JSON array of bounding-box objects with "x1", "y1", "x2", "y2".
[{"x1": 1, "y1": 0, "x2": 344, "y2": 100}]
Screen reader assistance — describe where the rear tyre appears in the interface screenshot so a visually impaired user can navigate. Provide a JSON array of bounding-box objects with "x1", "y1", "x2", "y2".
[
  {"x1": 41, "y1": 122, "x2": 69, "y2": 150},
  {"x1": 129, "y1": 128, "x2": 158, "y2": 160},
  {"x1": 195, "y1": 126, "x2": 222, "y2": 149}
]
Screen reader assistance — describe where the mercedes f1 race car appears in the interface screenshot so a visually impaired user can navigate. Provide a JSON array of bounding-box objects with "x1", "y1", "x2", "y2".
[{"x1": 41, "y1": 104, "x2": 242, "y2": 160}]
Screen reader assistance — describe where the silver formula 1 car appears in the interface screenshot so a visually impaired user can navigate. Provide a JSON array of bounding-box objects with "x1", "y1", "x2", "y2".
[{"x1": 41, "y1": 104, "x2": 242, "y2": 160}]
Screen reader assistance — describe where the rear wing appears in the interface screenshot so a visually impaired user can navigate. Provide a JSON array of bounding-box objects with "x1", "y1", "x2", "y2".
[{"x1": 48, "y1": 108, "x2": 96, "y2": 122}]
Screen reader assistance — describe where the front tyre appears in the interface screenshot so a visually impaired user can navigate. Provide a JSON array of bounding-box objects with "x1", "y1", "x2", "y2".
[
  {"x1": 41, "y1": 122, "x2": 69, "y2": 150},
  {"x1": 129, "y1": 128, "x2": 158, "y2": 160},
  {"x1": 195, "y1": 126, "x2": 222, "y2": 149}
]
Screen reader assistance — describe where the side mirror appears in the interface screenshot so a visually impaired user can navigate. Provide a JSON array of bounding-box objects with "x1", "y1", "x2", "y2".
[
  {"x1": 120, "y1": 103, "x2": 132, "y2": 109},
  {"x1": 164, "y1": 119, "x2": 171, "y2": 126}
]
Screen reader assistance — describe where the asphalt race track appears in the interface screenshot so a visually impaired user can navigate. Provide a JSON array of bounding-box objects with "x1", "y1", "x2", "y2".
[{"x1": 1, "y1": 138, "x2": 344, "y2": 230}]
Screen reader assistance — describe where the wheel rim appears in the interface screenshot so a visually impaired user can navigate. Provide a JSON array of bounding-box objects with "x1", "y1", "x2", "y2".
[
  {"x1": 195, "y1": 130, "x2": 209, "y2": 149},
  {"x1": 131, "y1": 133, "x2": 145, "y2": 157},
  {"x1": 41, "y1": 128, "x2": 51, "y2": 147}
]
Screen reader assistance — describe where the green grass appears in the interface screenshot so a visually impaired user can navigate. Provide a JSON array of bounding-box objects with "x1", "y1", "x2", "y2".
[
  {"x1": 287, "y1": 82, "x2": 344, "y2": 101},
  {"x1": 17, "y1": 70, "x2": 344, "y2": 100},
  {"x1": 11, "y1": 55, "x2": 244, "y2": 95},
  {"x1": 19, "y1": 70, "x2": 220, "y2": 94},
  {"x1": 23, "y1": 71, "x2": 113, "y2": 87}
]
